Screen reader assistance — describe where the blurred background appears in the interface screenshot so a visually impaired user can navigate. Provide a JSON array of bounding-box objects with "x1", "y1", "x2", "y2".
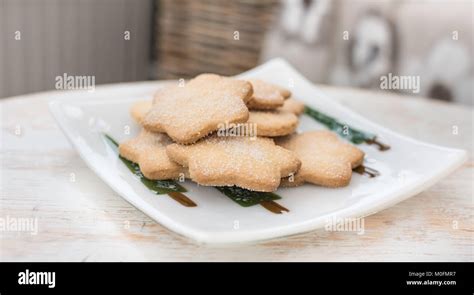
[{"x1": 0, "y1": 0, "x2": 472, "y2": 105}]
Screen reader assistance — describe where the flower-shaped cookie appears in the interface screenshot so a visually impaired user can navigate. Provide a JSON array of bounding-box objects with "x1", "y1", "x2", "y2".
[
  {"x1": 277, "y1": 131, "x2": 365, "y2": 187},
  {"x1": 278, "y1": 98, "x2": 305, "y2": 115},
  {"x1": 142, "y1": 74, "x2": 253, "y2": 144},
  {"x1": 166, "y1": 135, "x2": 301, "y2": 192},
  {"x1": 119, "y1": 129, "x2": 187, "y2": 180},
  {"x1": 246, "y1": 79, "x2": 291, "y2": 110},
  {"x1": 248, "y1": 110, "x2": 299, "y2": 137},
  {"x1": 130, "y1": 100, "x2": 152, "y2": 124}
]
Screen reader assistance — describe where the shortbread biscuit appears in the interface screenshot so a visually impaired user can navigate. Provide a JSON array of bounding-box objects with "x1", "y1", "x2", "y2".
[
  {"x1": 277, "y1": 131, "x2": 364, "y2": 188},
  {"x1": 280, "y1": 173, "x2": 306, "y2": 187},
  {"x1": 246, "y1": 79, "x2": 291, "y2": 110},
  {"x1": 130, "y1": 100, "x2": 152, "y2": 124},
  {"x1": 142, "y1": 74, "x2": 253, "y2": 144},
  {"x1": 119, "y1": 129, "x2": 187, "y2": 180},
  {"x1": 278, "y1": 98, "x2": 305, "y2": 116},
  {"x1": 248, "y1": 110, "x2": 298, "y2": 137},
  {"x1": 166, "y1": 135, "x2": 301, "y2": 192}
]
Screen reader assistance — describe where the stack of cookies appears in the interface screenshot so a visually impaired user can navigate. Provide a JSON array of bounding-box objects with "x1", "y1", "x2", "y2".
[{"x1": 119, "y1": 74, "x2": 365, "y2": 192}]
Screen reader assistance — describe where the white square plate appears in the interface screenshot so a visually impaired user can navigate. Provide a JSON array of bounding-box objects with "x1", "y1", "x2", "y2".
[{"x1": 49, "y1": 59, "x2": 467, "y2": 244}]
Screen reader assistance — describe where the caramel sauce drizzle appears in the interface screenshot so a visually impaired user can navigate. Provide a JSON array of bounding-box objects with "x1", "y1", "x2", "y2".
[
  {"x1": 260, "y1": 200, "x2": 290, "y2": 214},
  {"x1": 353, "y1": 165, "x2": 380, "y2": 178},
  {"x1": 366, "y1": 137, "x2": 391, "y2": 151},
  {"x1": 167, "y1": 192, "x2": 197, "y2": 207}
]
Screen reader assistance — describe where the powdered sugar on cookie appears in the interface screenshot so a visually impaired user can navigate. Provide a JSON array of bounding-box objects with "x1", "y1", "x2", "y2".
[
  {"x1": 277, "y1": 131, "x2": 364, "y2": 188},
  {"x1": 142, "y1": 74, "x2": 253, "y2": 144},
  {"x1": 166, "y1": 135, "x2": 301, "y2": 192}
]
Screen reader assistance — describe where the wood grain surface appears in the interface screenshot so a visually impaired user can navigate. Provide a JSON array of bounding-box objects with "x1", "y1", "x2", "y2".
[{"x1": 0, "y1": 82, "x2": 472, "y2": 261}]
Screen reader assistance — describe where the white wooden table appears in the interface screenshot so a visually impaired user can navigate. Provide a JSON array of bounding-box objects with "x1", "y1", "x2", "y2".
[{"x1": 1, "y1": 82, "x2": 472, "y2": 261}]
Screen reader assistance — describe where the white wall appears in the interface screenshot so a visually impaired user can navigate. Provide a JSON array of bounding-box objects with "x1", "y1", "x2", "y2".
[{"x1": 0, "y1": 0, "x2": 153, "y2": 98}]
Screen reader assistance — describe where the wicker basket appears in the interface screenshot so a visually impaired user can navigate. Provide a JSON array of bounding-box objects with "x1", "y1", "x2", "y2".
[{"x1": 154, "y1": 0, "x2": 279, "y2": 79}]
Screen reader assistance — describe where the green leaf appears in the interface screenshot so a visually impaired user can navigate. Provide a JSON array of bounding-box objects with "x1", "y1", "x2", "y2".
[
  {"x1": 304, "y1": 105, "x2": 375, "y2": 144},
  {"x1": 103, "y1": 133, "x2": 120, "y2": 149},
  {"x1": 215, "y1": 186, "x2": 281, "y2": 207},
  {"x1": 103, "y1": 133, "x2": 187, "y2": 194}
]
